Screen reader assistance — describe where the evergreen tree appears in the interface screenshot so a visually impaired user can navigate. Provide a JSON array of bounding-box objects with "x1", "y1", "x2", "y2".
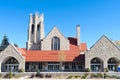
[{"x1": 0, "y1": 35, "x2": 9, "y2": 51}]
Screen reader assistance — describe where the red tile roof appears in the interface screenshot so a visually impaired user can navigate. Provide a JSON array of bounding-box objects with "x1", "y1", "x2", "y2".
[
  {"x1": 17, "y1": 37, "x2": 87, "y2": 62},
  {"x1": 80, "y1": 43, "x2": 87, "y2": 51},
  {"x1": 17, "y1": 48, "x2": 26, "y2": 57}
]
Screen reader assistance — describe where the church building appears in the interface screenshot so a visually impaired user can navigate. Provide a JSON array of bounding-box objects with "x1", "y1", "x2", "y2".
[
  {"x1": 1, "y1": 12, "x2": 119, "y2": 73},
  {"x1": 0, "y1": 12, "x2": 87, "y2": 72}
]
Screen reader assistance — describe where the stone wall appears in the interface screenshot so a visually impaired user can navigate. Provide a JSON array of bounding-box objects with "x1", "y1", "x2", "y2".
[
  {"x1": 85, "y1": 35, "x2": 120, "y2": 71},
  {"x1": 41, "y1": 27, "x2": 69, "y2": 50}
]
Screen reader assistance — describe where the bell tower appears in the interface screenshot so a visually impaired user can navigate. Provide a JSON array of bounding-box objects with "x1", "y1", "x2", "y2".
[{"x1": 27, "y1": 12, "x2": 45, "y2": 50}]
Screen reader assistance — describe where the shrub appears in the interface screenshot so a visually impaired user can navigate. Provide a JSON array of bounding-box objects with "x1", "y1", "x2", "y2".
[
  {"x1": 19, "y1": 68, "x2": 24, "y2": 72},
  {"x1": 104, "y1": 68, "x2": 109, "y2": 72},
  {"x1": 84, "y1": 73, "x2": 89, "y2": 77},
  {"x1": 90, "y1": 73, "x2": 97, "y2": 78},
  {"x1": 103, "y1": 73, "x2": 107, "y2": 78},
  {"x1": 110, "y1": 75, "x2": 119, "y2": 79},
  {"x1": 96, "y1": 73, "x2": 103, "y2": 78},
  {"x1": 117, "y1": 76, "x2": 120, "y2": 79},
  {"x1": 81, "y1": 75, "x2": 87, "y2": 79},
  {"x1": 13, "y1": 73, "x2": 15, "y2": 77},
  {"x1": 74, "y1": 75, "x2": 80, "y2": 78},
  {"x1": 45, "y1": 74, "x2": 52, "y2": 78},
  {"x1": 9, "y1": 72, "x2": 13, "y2": 78},
  {"x1": 4, "y1": 72, "x2": 13, "y2": 78},
  {"x1": 67, "y1": 75, "x2": 73, "y2": 79},
  {"x1": 35, "y1": 70, "x2": 43, "y2": 78},
  {"x1": 81, "y1": 73, "x2": 88, "y2": 79},
  {"x1": 86, "y1": 68, "x2": 90, "y2": 72},
  {"x1": 40, "y1": 74, "x2": 44, "y2": 78}
]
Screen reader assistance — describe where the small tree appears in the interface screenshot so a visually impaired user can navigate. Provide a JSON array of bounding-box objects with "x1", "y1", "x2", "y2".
[
  {"x1": 58, "y1": 50, "x2": 65, "y2": 71},
  {"x1": 58, "y1": 50, "x2": 66, "y2": 79}
]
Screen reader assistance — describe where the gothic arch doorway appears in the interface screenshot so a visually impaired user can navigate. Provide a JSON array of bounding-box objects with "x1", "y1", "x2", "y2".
[{"x1": 1, "y1": 57, "x2": 19, "y2": 72}]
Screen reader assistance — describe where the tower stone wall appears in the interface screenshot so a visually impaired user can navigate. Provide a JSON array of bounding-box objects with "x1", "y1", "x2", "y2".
[{"x1": 27, "y1": 12, "x2": 45, "y2": 50}]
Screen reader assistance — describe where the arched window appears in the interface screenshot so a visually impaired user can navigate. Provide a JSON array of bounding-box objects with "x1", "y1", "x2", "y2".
[
  {"x1": 51, "y1": 36, "x2": 60, "y2": 50},
  {"x1": 91, "y1": 58, "x2": 103, "y2": 72},
  {"x1": 5, "y1": 57, "x2": 19, "y2": 64},
  {"x1": 2, "y1": 57, "x2": 19, "y2": 72},
  {"x1": 31, "y1": 24, "x2": 34, "y2": 34},
  {"x1": 108, "y1": 58, "x2": 117, "y2": 71}
]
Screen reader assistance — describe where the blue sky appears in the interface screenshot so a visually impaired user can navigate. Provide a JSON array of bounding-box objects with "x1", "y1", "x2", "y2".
[{"x1": 0, "y1": 0, "x2": 120, "y2": 48}]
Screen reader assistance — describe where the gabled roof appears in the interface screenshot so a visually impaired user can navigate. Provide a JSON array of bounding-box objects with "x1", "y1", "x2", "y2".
[
  {"x1": 90, "y1": 35, "x2": 120, "y2": 51},
  {"x1": 44, "y1": 26, "x2": 67, "y2": 40},
  {"x1": 2, "y1": 43, "x2": 25, "y2": 59}
]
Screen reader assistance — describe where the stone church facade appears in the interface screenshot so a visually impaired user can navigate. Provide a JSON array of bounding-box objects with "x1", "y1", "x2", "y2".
[
  {"x1": 0, "y1": 12, "x2": 120, "y2": 72},
  {"x1": 85, "y1": 35, "x2": 120, "y2": 72}
]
